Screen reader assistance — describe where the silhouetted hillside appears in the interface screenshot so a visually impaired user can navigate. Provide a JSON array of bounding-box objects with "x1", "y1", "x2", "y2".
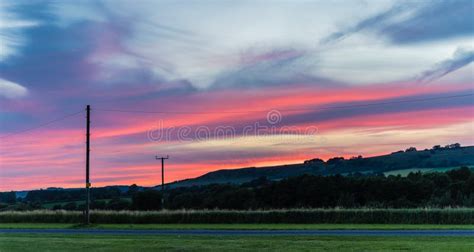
[{"x1": 169, "y1": 145, "x2": 474, "y2": 188}]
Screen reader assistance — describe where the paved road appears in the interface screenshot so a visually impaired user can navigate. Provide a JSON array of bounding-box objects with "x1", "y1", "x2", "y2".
[{"x1": 1, "y1": 229, "x2": 473, "y2": 236}]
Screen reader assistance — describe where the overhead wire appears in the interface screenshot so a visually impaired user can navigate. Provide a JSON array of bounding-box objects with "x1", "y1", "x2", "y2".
[{"x1": 0, "y1": 110, "x2": 84, "y2": 139}]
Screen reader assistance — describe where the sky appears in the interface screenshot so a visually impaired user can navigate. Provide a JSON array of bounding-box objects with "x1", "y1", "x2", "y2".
[{"x1": 0, "y1": 0, "x2": 473, "y2": 191}]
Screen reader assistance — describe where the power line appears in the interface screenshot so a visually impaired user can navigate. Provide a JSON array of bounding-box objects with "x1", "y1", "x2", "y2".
[
  {"x1": 0, "y1": 110, "x2": 83, "y2": 139},
  {"x1": 95, "y1": 93, "x2": 474, "y2": 115}
]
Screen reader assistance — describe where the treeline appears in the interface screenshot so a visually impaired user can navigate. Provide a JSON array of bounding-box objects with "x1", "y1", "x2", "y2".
[
  {"x1": 164, "y1": 167, "x2": 474, "y2": 210},
  {"x1": 0, "y1": 186, "x2": 137, "y2": 211},
  {"x1": 304, "y1": 143, "x2": 463, "y2": 165},
  {"x1": 1, "y1": 167, "x2": 473, "y2": 211}
]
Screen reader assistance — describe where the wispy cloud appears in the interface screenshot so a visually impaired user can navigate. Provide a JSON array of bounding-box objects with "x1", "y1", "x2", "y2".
[
  {"x1": 321, "y1": 0, "x2": 473, "y2": 45},
  {"x1": 416, "y1": 48, "x2": 474, "y2": 84},
  {"x1": 319, "y1": 4, "x2": 410, "y2": 45},
  {"x1": 381, "y1": 0, "x2": 473, "y2": 44},
  {"x1": 0, "y1": 2, "x2": 40, "y2": 61},
  {"x1": 0, "y1": 78, "x2": 28, "y2": 99},
  {"x1": 210, "y1": 48, "x2": 343, "y2": 89}
]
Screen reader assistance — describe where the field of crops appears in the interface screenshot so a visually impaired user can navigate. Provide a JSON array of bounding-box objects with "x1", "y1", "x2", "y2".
[
  {"x1": 383, "y1": 166, "x2": 474, "y2": 176},
  {"x1": 1, "y1": 208, "x2": 473, "y2": 224}
]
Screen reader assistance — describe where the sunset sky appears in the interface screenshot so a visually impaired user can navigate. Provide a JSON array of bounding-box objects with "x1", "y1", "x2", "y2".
[{"x1": 0, "y1": 0, "x2": 473, "y2": 191}]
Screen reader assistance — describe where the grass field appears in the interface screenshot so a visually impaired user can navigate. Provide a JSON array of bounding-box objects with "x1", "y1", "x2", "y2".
[
  {"x1": 1, "y1": 223, "x2": 474, "y2": 230},
  {"x1": 2, "y1": 223, "x2": 473, "y2": 251},
  {"x1": 1, "y1": 233, "x2": 473, "y2": 251},
  {"x1": 383, "y1": 166, "x2": 474, "y2": 176}
]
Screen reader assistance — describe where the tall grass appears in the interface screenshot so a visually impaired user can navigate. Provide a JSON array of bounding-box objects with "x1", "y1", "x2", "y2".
[{"x1": 1, "y1": 208, "x2": 473, "y2": 224}]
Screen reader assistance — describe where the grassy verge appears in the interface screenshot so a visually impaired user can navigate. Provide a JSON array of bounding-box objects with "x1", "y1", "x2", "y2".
[
  {"x1": 0, "y1": 223, "x2": 474, "y2": 230},
  {"x1": 0, "y1": 234, "x2": 473, "y2": 251}
]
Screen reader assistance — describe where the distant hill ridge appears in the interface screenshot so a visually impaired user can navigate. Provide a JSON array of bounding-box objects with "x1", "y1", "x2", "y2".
[
  {"x1": 5, "y1": 144, "x2": 473, "y2": 195},
  {"x1": 168, "y1": 144, "x2": 474, "y2": 188}
]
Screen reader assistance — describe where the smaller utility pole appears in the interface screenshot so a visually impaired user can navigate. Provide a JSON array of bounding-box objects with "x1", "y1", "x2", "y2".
[
  {"x1": 85, "y1": 105, "x2": 91, "y2": 225},
  {"x1": 155, "y1": 155, "x2": 169, "y2": 208}
]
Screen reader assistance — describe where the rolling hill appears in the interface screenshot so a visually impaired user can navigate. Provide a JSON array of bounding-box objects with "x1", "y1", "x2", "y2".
[{"x1": 169, "y1": 145, "x2": 474, "y2": 188}]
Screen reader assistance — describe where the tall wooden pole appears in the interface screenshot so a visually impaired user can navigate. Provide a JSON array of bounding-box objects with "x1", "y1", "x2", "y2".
[
  {"x1": 85, "y1": 105, "x2": 91, "y2": 224},
  {"x1": 161, "y1": 158, "x2": 164, "y2": 193},
  {"x1": 155, "y1": 155, "x2": 169, "y2": 208}
]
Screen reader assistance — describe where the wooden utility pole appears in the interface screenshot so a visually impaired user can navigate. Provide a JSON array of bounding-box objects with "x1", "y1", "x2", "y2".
[
  {"x1": 85, "y1": 105, "x2": 91, "y2": 225},
  {"x1": 155, "y1": 155, "x2": 169, "y2": 208}
]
